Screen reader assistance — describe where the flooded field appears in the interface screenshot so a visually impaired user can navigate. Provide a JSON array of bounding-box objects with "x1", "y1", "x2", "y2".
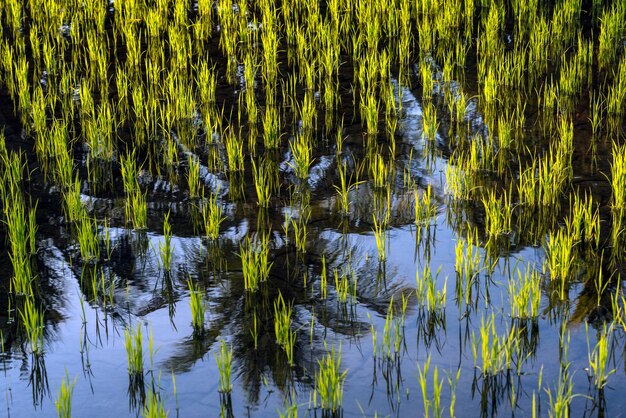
[{"x1": 1, "y1": 0, "x2": 626, "y2": 416}]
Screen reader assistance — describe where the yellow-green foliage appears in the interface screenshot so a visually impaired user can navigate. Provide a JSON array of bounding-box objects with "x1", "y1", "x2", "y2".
[{"x1": 2, "y1": 1, "x2": 626, "y2": 414}]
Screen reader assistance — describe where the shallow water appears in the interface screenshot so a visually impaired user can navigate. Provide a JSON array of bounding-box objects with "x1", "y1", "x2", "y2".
[
  {"x1": 2, "y1": 2, "x2": 626, "y2": 417},
  {"x1": 0, "y1": 76, "x2": 624, "y2": 418}
]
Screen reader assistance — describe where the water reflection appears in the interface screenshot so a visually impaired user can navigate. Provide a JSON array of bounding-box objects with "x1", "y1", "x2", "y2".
[
  {"x1": 26, "y1": 353, "x2": 48, "y2": 409},
  {"x1": 1, "y1": 28, "x2": 626, "y2": 418}
]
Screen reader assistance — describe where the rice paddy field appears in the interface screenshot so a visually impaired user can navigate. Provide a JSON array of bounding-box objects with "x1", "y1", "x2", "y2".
[{"x1": 2, "y1": 0, "x2": 626, "y2": 416}]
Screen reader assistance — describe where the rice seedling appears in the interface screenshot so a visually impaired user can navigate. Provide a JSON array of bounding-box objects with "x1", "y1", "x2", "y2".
[
  {"x1": 517, "y1": 142, "x2": 572, "y2": 211},
  {"x1": 415, "y1": 264, "x2": 447, "y2": 315},
  {"x1": 127, "y1": 190, "x2": 148, "y2": 230},
  {"x1": 451, "y1": 134, "x2": 488, "y2": 175},
  {"x1": 446, "y1": 367, "x2": 462, "y2": 418},
  {"x1": 223, "y1": 129, "x2": 245, "y2": 172},
  {"x1": 120, "y1": 151, "x2": 139, "y2": 193},
  {"x1": 422, "y1": 101, "x2": 439, "y2": 142},
  {"x1": 480, "y1": 66, "x2": 500, "y2": 115},
  {"x1": 360, "y1": 90, "x2": 379, "y2": 135},
  {"x1": 299, "y1": 92, "x2": 317, "y2": 133},
  {"x1": 320, "y1": 255, "x2": 328, "y2": 299},
  {"x1": 278, "y1": 391, "x2": 300, "y2": 418},
  {"x1": 482, "y1": 187, "x2": 514, "y2": 240},
  {"x1": 54, "y1": 372, "x2": 77, "y2": 418},
  {"x1": 196, "y1": 59, "x2": 217, "y2": 106},
  {"x1": 240, "y1": 233, "x2": 272, "y2": 292},
  {"x1": 160, "y1": 136, "x2": 183, "y2": 178},
  {"x1": 263, "y1": 105, "x2": 282, "y2": 149},
  {"x1": 444, "y1": 163, "x2": 477, "y2": 201},
  {"x1": 589, "y1": 93, "x2": 604, "y2": 145},
  {"x1": 607, "y1": 57, "x2": 626, "y2": 120},
  {"x1": 379, "y1": 296, "x2": 405, "y2": 359},
  {"x1": 13, "y1": 56, "x2": 31, "y2": 117},
  {"x1": 19, "y1": 297, "x2": 44, "y2": 355},
  {"x1": 586, "y1": 323, "x2": 615, "y2": 390},
  {"x1": 315, "y1": 344, "x2": 347, "y2": 413},
  {"x1": 385, "y1": 109, "x2": 399, "y2": 147},
  {"x1": 187, "y1": 155, "x2": 202, "y2": 199},
  {"x1": 289, "y1": 134, "x2": 313, "y2": 180},
  {"x1": 2, "y1": 151, "x2": 36, "y2": 296},
  {"x1": 214, "y1": 340, "x2": 233, "y2": 393},
  {"x1": 291, "y1": 214, "x2": 310, "y2": 254},
  {"x1": 251, "y1": 158, "x2": 273, "y2": 208},
  {"x1": 148, "y1": 323, "x2": 156, "y2": 370},
  {"x1": 544, "y1": 227, "x2": 576, "y2": 299},
  {"x1": 588, "y1": 253, "x2": 610, "y2": 308},
  {"x1": 508, "y1": 264, "x2": 541, "y2": 320},
  {"x1": 143, "y1": 387, "x2": 167, "y2": 418},
  {"x1": 414, "y1": 185, "x2": 437, "y2": 226},
  {"x1": 471, "y1": 313, "x2": 516, "y2": 377},
  {"x1": 87, "y1": 267, "x2": 115, "y2": 308},
  {"x1": 454, "y1": 235, "x2": 483, "y2": 309},
  {"x1": 333, "y1": 268, "x2": 356, "y2": 304},
  {"x1": 30, "y1": 86, "x2": 46, "y2": 136},
  {"x1": 598, "y1": 4, "x2": 625, "y2": 72},
  {"x1": 119, "y1": 152, "x2": 148, "y2": 229},
  {"x1": 369, "y1": 153, "x2": 392, "y2": 190},
  {"x1": 261, "y1": 16, "x2": 280, "y2": 93},
  {"x1": 417, "y1": 356, "x2": 444, "y2": 418},
  {"x1": 28, "y1": 203, "x2": 37, "y2": 264},
  {"x1": 371, "y1": 187, "x2": 392, "y2": 235},
  {"x1": 158, "y1": 211, "x2": 173, "y2": 272},
  {"x1": 124, "y1": 323, "x2": 144, "y2": 378},
  {"x1": 372, "y1": 214, "x2": 388, "y2": 263},
  {"x1": 274, "y1": 291, "x2": 296, "y2": 366},
  {"x1": 84, "y1": 104, "x2": 115, "y2": 160},
  {"x1": 188, "y1": 280, "x2": 206, "y2": 337},
  {"x1": 545, "y1": 360, "x2": 575, "y2": 418},
  {"x1": 611, "y1": 141, "x2": 626, "y2": 250},
  {"x1": 200, "y1": 191, "x2": 225, "y2": 241},
  {"x1": 334, "y1": 161, "x2": 363, "y2": 216},
  {"x1": 610, "y1": 287, "x2": 626, "y2": 332},
  {"x1": 76, "y1": 212, "x2": 100, "y2": 263},
  {"x1": 565, "y1": 193, "x2": 600, "y2": 248}
]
